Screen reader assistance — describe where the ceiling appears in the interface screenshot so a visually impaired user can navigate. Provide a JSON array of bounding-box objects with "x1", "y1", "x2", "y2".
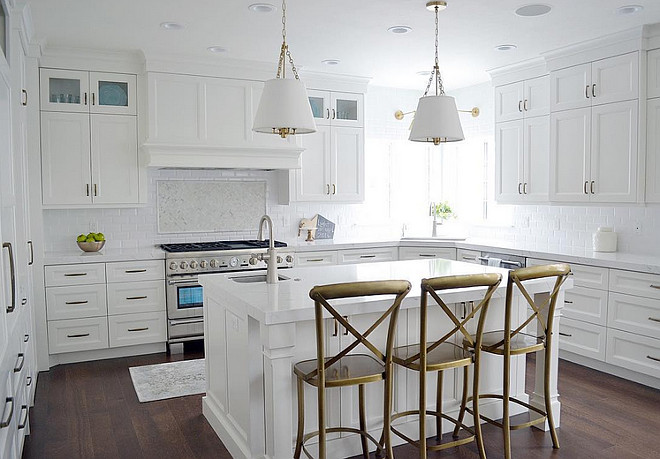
[{"x1": 27, "y1": 0, "x2": 660, "y2": 90}]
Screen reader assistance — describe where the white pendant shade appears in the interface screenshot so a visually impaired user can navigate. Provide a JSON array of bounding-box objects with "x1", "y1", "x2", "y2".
[
  {"x1": 253, "y1": 78, "x2": 317, "y2": 136},
  {"x1": 409, "y1": 94, "x2": 464, "y2": 144}
]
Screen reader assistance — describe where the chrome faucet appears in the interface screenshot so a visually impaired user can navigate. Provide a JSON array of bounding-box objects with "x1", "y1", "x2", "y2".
[{"x1": 250, "y1": 215, "x2": 279, "y2": 284}]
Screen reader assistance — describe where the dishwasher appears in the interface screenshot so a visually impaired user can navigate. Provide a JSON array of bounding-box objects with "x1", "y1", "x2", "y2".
[{"x1": 478, "y1": 251, "x2": 526, "y2": 269}]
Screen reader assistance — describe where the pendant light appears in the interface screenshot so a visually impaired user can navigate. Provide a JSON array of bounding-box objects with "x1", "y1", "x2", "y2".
[
  {"x1": 253, "y1": 0, "x2": 316, "y2": 138},
  {"x1": 409, "y1": 1, "x2": 464, "y2": 145}
]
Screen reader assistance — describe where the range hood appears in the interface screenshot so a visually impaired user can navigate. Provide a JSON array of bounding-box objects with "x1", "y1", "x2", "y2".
[{"x1": 141, "y1": 143, "x2": 304, "y2": 170}]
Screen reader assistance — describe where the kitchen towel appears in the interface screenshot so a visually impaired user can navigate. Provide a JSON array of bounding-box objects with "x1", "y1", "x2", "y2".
[{"x1": 488, "y1": 258, "x2": 502, "y2": 267}]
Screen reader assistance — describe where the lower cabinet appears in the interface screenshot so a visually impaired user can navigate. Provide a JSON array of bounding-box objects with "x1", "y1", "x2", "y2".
[
  {"x1": 398, "y1": 247, "x2": 457, "y2": 261},
  {"x1": 456, "y1": 248, "x2": 481, "y2": 264},
  {"x1": 108, "y1": 312, "x2": 167, "y2": 348},
  {"x1": 558, "y1": 317, "x2": 607, "y2": 361},
  {"x1": 47, "y1": 317, "x2": 109, "y2": 354},
  {"x1": 338, "y1": 247, "x2": 397, "y2": 264},
  {"x1": 606, "y1": 329, "x2": 660, "y2": 379}
]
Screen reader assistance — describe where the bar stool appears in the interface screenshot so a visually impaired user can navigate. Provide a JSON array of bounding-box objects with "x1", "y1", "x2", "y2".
[
  {"x1": 458, "y1": 264, "x2": 571, "y2": 459},
  {"x1": 293, "y1": 280, "x2": 412, "y2": 459},
  {"x1": 390, "y1": 273, "x2": 503, "y2": 459}
]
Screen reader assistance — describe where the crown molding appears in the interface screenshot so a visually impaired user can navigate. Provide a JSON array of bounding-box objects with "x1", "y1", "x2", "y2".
[
  {"x1": 487, "y1": 57, "x2": 547, "y2": 87},
  {"x1": 39, "y1": 46, "x2": 145, "y2": 74}
]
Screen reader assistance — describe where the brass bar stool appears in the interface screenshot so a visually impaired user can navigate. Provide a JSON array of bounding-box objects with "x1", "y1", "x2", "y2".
[
  {"x1": 390, "y1": 273, "x2": 503, "y2": 459},
  {"x1": 458, "y1": 263, "x2": 571, "y2": 459},
  {"x1": 293, "y1": 280, "x2": 412, "y2": 459}
]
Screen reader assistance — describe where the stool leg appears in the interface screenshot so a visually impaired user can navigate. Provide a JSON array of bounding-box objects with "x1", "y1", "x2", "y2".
[
  {"x1": 472, "y1": 353, "x2": 487, "y2": 459},
  {"x1": 453, "y1": 366, "x2": 468, "y2": 439},
  {"x1": 420, "y1": 368, "x2": 427, "y2": 459},
  {"x1": 383, "y1": 368, "x2": 394, "y2": 459},
  {"x1": 294, "y1": 377, "x2": 304, "y2": 459},
  {"x1": 502, "y1": 353, "x2": 511, "y2": 459},
  {"x1": 544, "y1": 349, "x2": 560, "y2": 449},
  {"x1": 359, "y1": 384, "x2": 369, "y2": 459},
  {"x1": 436, "y1": 370, "x2": 443, "y2": 440}
]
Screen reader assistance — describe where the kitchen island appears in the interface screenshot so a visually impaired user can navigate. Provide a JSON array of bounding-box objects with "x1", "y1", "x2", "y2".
[{"x1": 200, "y1": 259, "x2": 571, "y2": 459}]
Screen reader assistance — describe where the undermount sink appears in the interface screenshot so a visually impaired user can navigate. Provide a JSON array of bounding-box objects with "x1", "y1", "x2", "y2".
[{"x1": 230, "y1": 274, "x2": 290, "y2": 283}]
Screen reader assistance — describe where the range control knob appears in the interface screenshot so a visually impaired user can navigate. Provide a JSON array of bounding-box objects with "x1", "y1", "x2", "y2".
[
  {"x1": 190, "y1": 261, "x2": 198, "y2": 269},
  {"x1": 180, "y1": 261, "x2": 189, "y2": 270},
  {"x1": 229, "y1": 257, "x2": 239, "y2": 268},
  {"x1": 200, "y1": 260, "x2": 208, "y2": 268},
  {"x1": 209, "y1": 259, "x2": 219, "y2": 268},
  {"x1": 285, "y1": 255, "x2": 294, "y2": 263},
  {"x1": 276, "y1": 256, "x2": 283, "y2": 264},
  {"x1": 169, "y1": 262, "x2": 178, "y2": 270}
]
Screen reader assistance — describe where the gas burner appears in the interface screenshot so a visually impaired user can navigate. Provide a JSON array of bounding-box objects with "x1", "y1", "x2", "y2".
[{"x1": 160, "y1": 240, "x2": 287, "y2": 253}]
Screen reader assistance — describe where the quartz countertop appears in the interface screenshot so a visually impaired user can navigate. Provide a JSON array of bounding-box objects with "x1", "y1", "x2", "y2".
[
  {"x1": 200, "y1": 259, "x2": 567, "y2": 325},
  {"x1": 43, "y1": 247, "x2": 165, "y2": 265}
]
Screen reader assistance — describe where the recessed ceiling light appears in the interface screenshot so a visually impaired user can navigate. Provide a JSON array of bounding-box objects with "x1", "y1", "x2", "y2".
[
  {"x1": 616, "y1": 5, "x2": 644, "y2": 15},
  {"x1": 160, "y1": 22, "x2": 184, "y2": 30},
  {"x1": 425, "y1": 1, "x2": 447, "y2": 12},
  {"x1": 515, "y1": 4, "x2": 552, "y2": 17},
  {"x1": 248, "y1": 3, "x2": 276, "y2": 13},
  {"x1": 207, "y1": 46, "x2": 228, "y2": 54},
  {"x1": 322, "y1": 59, "x2": 341, "y2": 66},
  {"x1": 495, "y1": 44, "x2": 518, "y2": 51},
  {"x1": 388, "y1": 25, "x2": 413, "y2": 34}
]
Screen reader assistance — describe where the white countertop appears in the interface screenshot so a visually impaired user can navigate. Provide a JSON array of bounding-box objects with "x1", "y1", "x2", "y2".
[
  {"x1": 43, "y1": 247, "x2": 165, "y2": 265},
  {"x1": 200, "y1": 259, "x2": 566, "y2": 325}
]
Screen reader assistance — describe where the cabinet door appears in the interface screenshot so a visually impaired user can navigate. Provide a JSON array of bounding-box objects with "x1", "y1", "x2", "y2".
[
  {"x1": 338, "y1": 247, "x2": 398, "y2": 264},
  {"x1": 590, "y1": 100, "x2": 638, "y2": 203},
  {"x1": 523, "y1": 116, "x2": 550, "y2": 201},
  {"x1": 495, "y1": 120, "x2": 524, "y2": 202},
  {"x1": 39, "y1": 68, "x2": 90, "y2": 113},
  {"x1": 293, "y1": 125, "x2": 331, "y2": 201},
  {"x1": 331, "y1": 127, "x2": 364, "y2": 202},
  {"x1": 399, "y1": 247, "x2": 456, "y2": 261},
  {"x1": 495, "y1": 82, "x2": 523, "y2": 123},
  {"x1": 89, "y1": 72, "x2": 137, "y2": 116},
  {"x1": 307, "y1": 89, "x2": 331, "y2": 126},
  {"x1": 331, "y1": 92, "x2": 363, "y2": 128},
  {"x1": 648, "y1": 49, "x2": 660, "y2": 99},
  {"x1": 591, "y1": 52, "x2": 638, "y2": 106},
  {"x1": 564, "y1": 286, "x2": 608, "y2": 326},
  {"x1": 148, "y1": 73, "x2": 204, "y2": 143},
  {"x1": 206, "y1": 77, "x2": 251, "y2": 145},
  {"x1": 40, "y1": 112, "x2": 92, "y2": 205},
  {"x1": 90, "y1": 115, "x2": 138, "y2": 204},
  {"x1": 550, "y1": 63, "x2": 591, "y2": 112},
  {"x1": 646, "y1": 98, "x2": 660, "y2": 203},
  {"x1": 549, "y1": 108, "x2": 590, "y2": 202},
  {"x1": 523, "y1": 76, "x2": 550, "y2": 118}
]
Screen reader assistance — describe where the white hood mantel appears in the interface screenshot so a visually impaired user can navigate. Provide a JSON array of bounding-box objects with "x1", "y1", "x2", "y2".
[{"x1": 141, "y1": 143, "x2": 304, "y2": 170}]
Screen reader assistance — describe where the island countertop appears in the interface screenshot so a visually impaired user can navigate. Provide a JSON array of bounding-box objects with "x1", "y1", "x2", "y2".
[{"x1": 199, "y1": 259, "x2": 566, "y2": 325}]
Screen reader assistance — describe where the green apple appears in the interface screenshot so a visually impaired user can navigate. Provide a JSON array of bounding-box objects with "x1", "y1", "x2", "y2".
[
  {"x1": 85, "y1": 236, "x2": 95, "y2": 243},
  {"x1": 94, "y1": 232, "x2": 105, "y2": 241},
  {"x1": 76, "y1": 234, "x2": 87, "y2": 243}
]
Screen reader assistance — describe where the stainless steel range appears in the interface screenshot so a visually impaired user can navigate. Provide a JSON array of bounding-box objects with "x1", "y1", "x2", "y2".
[{"x1": 161, "y1": 240, "x2": 294, "y2": 350}]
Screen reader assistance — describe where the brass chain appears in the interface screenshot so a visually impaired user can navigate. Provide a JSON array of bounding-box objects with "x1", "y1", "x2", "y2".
[
  {"x1": 275, "y1": 0, "x2": 300, "y2": 80},
  {"x1": 423, "y1": 5, "x2": 445, "y2": 96}
]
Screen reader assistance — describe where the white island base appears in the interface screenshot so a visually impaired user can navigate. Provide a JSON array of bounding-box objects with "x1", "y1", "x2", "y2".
[{"x1": 200, "y1": 259, "x2": 570, "y2": 459}]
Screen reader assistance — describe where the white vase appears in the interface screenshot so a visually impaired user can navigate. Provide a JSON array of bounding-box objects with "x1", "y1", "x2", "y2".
[{"x1": 593, "y1": 227, "x2": 617, "y2": 252}]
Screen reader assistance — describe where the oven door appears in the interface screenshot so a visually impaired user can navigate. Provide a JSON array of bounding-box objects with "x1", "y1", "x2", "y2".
[{"x1": 166, "y1": 276, "x2": 204, "y2": 320}]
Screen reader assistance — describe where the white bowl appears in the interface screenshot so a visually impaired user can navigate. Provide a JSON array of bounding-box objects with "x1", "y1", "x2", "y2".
[{"x1": 77, "y1": 241, "x2": 106, "y2": 252}]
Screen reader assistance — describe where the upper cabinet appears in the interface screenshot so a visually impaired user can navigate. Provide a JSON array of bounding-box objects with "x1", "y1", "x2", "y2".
[
  {"x1": 307, "y1": 90, "x2": 364, "y2": 127},
  {"x1": 40, "y1": 68, "x2": 137, "y2": 116},
  {"x1": 495, "y1": 75, "x2": 550, "y2": 122},
  {"x1": 647, "y1": 49, "x2": 660, "y2": 203},
  {"x1": 550, "y1": 52, "x2": 639, "y2": 112}
]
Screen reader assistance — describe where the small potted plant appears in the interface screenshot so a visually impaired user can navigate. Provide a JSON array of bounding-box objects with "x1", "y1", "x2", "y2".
[{"x1": 429, "y1": 201, "x2": 455, "y2": 237}]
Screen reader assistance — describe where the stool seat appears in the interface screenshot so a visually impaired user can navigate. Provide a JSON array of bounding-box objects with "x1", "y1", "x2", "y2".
[
  {"x1": 294, "y1": 354, "x2": 385, "y2": 387},
  {"x1": 465, "y1": 331, "x2": 544, "y2": 355},
  {"x1": 393, "y1": 342, "x2": 472, "y2": 371}
]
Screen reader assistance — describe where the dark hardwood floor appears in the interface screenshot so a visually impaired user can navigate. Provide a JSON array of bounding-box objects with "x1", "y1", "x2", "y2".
[{"x1": 23, "y1": 349, "x2": 660, "y2": 459}]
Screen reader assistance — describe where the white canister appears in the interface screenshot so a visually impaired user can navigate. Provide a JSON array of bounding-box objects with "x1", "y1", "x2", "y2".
[{"x1": 593, "y1": 227, "x2": 617, "y2": 252}]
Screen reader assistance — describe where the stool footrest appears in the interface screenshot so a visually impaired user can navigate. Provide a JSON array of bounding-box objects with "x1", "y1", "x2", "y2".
[
  {"x1": 301, "y1": 427, "x2": 384, "y2": 458},
  {"x1": 390, "y1": 409, "x2": 476, "y2": 452},
  {"x1": 466, "y1": 393, "x2": 548, "y2": 430}
]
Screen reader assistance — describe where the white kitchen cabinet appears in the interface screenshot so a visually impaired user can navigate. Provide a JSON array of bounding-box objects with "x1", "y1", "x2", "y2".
[
  {"x1": 40, "y1": 112, "x2": 139, "y2": 205},
  {"x1": 40, "y1": 68, "x2": 136, "y2": 116},
  {"x1": 338, "y1": 247, "x2": 398, "y2": 264},
  {"x1": 291, "y1": 126, "x2": 364, "y2": 202},
  {"x1": 646, "y1": 98, "x2": 660, "y2": 203},
  {"x1": 307, "y1": 89, "x2": 364, "y2": 128},
  {"x1": 398, "y1": 247, "x2": 456, "y2": 261},
  {"x1": 648, "y1": 49, "x2": 660, "y2": 99},
  {"x1": 606, "y1": 329, "x2": 660, "y2": 380},
  {"x1": 47, "y1": 317, "x2": 109, "y2": 354},
  {"x1": 495, "y1": 75, "x2": 549, "y2": 123},
  {"x1": 495, "y1": 116, "x2": 549, "y2": 203},
  {"x1": 550, "y1": 100, "x2": 638, "y2": 203},
  {"x1": 558, "y1": 317, "x2": 606, "y2": 362},
  {"x1": 456, "y1": 249, "x2": 480, "y2": 264},
  {"x1": 295, "y1": 251, "x2": 338, "y2": 267},
  {"x1": 564, "y1": 286, "x2": 608, "y2": 326},
  {"x1": 108, "y1": 312, "x2": 167, "y2": 348},
  {"x1": 550, "y1": 52, "x2": 638, "y2": 112},
  {"x1": 46, "y1": 284, "x2": 108, "y2": 321}
]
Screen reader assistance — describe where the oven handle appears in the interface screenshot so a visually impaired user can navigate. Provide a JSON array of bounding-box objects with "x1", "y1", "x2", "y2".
[
  {"x1": 168, "y1": 278, "x2": 199, "y2": 286},
  {"x1": 169, "y1": 318, "x2": 205, "y2": 326}
]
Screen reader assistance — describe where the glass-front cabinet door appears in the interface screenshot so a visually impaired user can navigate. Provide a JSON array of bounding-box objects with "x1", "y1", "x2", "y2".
[
  {"x1": 89, "y1": 72, "x2": 137, "y2": 115},
  {"x1": 331, "y1": 93, "x2": 363, "y2": 127},
  {"x1": 40, "y1": 68, "x2": 90, "y2": 113},
  {"x1": 307, "y1": 89, "x2": 331, "y2": 126}
]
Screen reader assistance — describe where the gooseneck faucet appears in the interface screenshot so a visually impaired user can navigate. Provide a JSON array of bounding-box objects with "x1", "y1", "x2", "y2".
[{"x1": 251, "y1": 215, "x2": 278, "y2": 284}]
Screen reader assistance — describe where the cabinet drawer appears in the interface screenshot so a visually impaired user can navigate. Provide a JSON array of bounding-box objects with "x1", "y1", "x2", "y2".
[
  {"x1": 295, "y1": 251, "x2": 338, "y2": 266},
  {"x1": 106, "y1": 260, "x2": 165, "y2": 283},
  {"x1": 48, "y1": 317, "x2": 109, "y2": 354},
  {"x1": 339, "y1": 247, "x2": 398, "y2": 264},
  {"x1": 398, "y1": 247, "x2": 456, "y2": 261},
  {"x1": 46, "y1": 284, "x2": 107, "y2": 320},
  {"x1": 608, "y1": 292, "x2": 660, "y2": 340},
  {"x1": 558, "y1": 317, "x2": 606, "y2": 361},
  {"x1": 563, "y1": 286, "x2": 608, "y2": 326},
  {"x1": 45, "y1": 263, "x2": 106, "y2": 287},
  {"x1": 108, "y1": 312, "x2": 167, "y2": 348},
  {"x1": 606, "y1": 329, "x2": 660, "y2": 379},
  {"x1": 107, "y1": 280, "x2": 166, "y2": 315},
  {"x1": 527, "y1": 259, "x2": 608, "y2": 289},
  {"x1": 609, "y1": 269, "x2": 660, "y2": 300},
  {"x1": 456, "y1": 249, "x2": 481, "y2": 264}
]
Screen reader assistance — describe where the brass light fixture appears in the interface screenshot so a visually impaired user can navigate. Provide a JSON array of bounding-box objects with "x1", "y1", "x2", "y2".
[
  {"x1": 408, "y1": 1, "x2": 464, "y2": 145},
  {"x1": 253, "y1": 0, "x2": 316, "y2": 138}
]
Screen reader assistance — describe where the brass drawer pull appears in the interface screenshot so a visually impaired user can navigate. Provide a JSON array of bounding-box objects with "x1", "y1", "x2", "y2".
[
  {"x1": 14, "y1": 353, "x2": 25, "y2": 373},
  {"x1": 24, "y1": 334, "x2": 29, "y2": 343},
  {"x1": 64, "y1": 272, "x2": 87, "y2": 277},
  {"x1": 418, "y1": 254, "x2": 436, "y2": 258},
  {"x1": 343, "y1": 316, "x2": 349, "y2": 336},
  {"x1": 128, "y1": 327, "x2": 149, "y2": 332},
  {"x1": 647, "y1": 355, "x2": 660, "y2": 363},
  {"x1": 359, "y1": 255, "x2": 377, "y2": 259},
  {"x1": 26, "y1": 376, "x2": 33, "y2": 387},
  {"x1": 332, "y1": 319, "x2": 338, "y2": 337},
  {"x1": 2, "y1": 242, "x2": 16, "y2": 313},
  {"x1": 0, "y1": 397, "x2": 14, "y2": 428},
  {"x1": 518, "y1": 182, "x2": 523, "y2": 194},
  {"x1": 67, "y1": 333, "x2": 90, "y2": 338},
  {"x1": 518, "y1": 100, "x2": 523, "y2": 112},
  {"x1": 17, "y1": 405, "x2": 28, "y2": 430},
  {"x1": 650, "y1": 285, "x2": 660, "y2": 290},
  {"x1": 558, "y1": 332, "x2": 572, "y2": 338},
  {"x1": 27, "y1": 240, "x2": 34, "y2": 266},
  {"x1": 462, "y1": 256, "x2": 475, "y2": 261},
  {"x1": 21, "y1": 89, "x2": 28, "y2": 106},
  {"x1": 126, "y1": 296, "x2": 148, "y2": 300},
  {"x1": 65, "y1": 300, "x2": 89, "y2": 305},
  {"x1": 649, "y1": 317, "x2": 660, "y2": 323},
  {"x1": 586, "y1": 85, "x2": 591, "y2": 99},
  {"x1": 592, "y1": 84, "x2": 596, "y2": 98},
  {"x1": 565, "y1": 300, "x2": 574, "y2": 304},
  {"x1": 306, "y1": 258, "x2": 324, "y2": 262},
  {"x1": 125, "y1": 269, "x2": 147, "y2": 274}
]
